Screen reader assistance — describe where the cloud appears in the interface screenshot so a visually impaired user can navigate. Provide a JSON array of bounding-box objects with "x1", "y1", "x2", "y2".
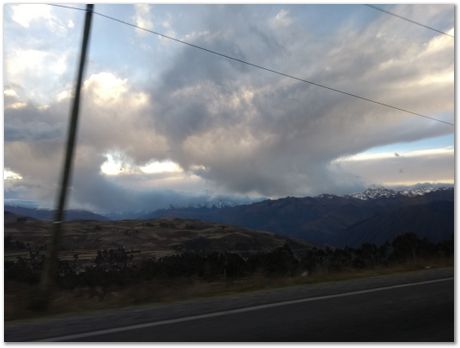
[
  {"x1": 4, "y1": 169, "x2": 23, "y2": 181},
  {"x1": 10, "y1": 4, "x2": 53, "y2": 28},
  {"x1": 336, "y1": 146, "x2": 454, "y2": 162},
  {"x1": 333, "y1": 147, "x2": 454, "y2": 186},
  {"x1": 3, "y1": 5, "x2": 454, "y2": 211},
  {"x1": 100, "y1": 152, "x2": 136, "y2": 176},
  {"x1": 145, "y1": 5, "x2": 453, "y2": 197},
  {"x1": 76, "y1": 72, "x2": 167, "y2": 163},
  {"x1": 270, "y1": 9, "x2": 293, "y2": 28},
  {"x1": 133, "y1": 4, "x2": 154, "y2": 34},
  {"x1": 4, "y1": 4, "x2": 82, "y2": 106},
  {"x1": 4, "y1": 69, "x2": 172, "y2": 210},
  {"x1": 140, "y1": 160, "x2": 183, "y2": 174},
  {"x1": 9, "y1": 4, "x2": 72, "y2": 34},
  {"x1": 5, "y1": 48, "x2": 71, "y2": 104},
  {"x1": 4, "y1": 89, "x2": 18, "y2": 98},
  {"x1": 83, "y1": 72, "x2": 129, "y2": 105}
]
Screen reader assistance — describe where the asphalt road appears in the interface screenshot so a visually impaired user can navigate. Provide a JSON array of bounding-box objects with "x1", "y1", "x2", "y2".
[{"x1": 5, "y1": 268, "x2": 454, "y2": 342}]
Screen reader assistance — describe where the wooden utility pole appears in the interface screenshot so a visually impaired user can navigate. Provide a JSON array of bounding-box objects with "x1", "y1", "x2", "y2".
[{"x1": 39, "y1": 4, "x2": 94, "y2": 302}]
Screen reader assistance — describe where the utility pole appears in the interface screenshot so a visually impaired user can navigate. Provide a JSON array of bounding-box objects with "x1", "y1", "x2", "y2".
[{"x1": 38, "y1": 4, "x2": 94, "y2": 304}]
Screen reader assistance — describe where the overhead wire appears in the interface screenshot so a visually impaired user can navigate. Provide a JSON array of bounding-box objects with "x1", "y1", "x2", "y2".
[
  {"x1": 364, "y1": 4, "x2": 454, "y2": 38},
  {"x1": 48, "y1": 3, "x2": 454, "y2": 127}
]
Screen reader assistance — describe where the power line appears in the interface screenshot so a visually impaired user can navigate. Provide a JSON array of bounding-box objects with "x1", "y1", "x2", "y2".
[
  {"x1": 48, "y1": 3, "x2": 454, "y2": 127},
  {"x1": 364, "y1": 4, "x2": 454, "y2": 38}
]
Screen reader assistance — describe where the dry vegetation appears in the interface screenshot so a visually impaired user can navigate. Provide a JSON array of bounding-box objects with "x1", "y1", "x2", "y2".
[
  {"x1": 4, "y1": 213, "x2": 453, "y2": 321},
  {"x1": 5, "y1": 257, "x2": 452, "y2": 321},
  {"x1": 5, "y1": 215, "x2": 307, "y2": 262}
]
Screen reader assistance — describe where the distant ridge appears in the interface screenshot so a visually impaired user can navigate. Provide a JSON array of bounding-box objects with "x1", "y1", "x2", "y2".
[
  {"x1": 4, "y1": 205, "x2": 108, "y2": 221},
  {"x1": 5, "y1": 185, "x2": 453, "y2": 247},
  {"x1": 345, "y1": 184, "x2": 453, "y2": 200},
  {"x1": 147, "y1": 187, "x2": 454, "y2": 247}
]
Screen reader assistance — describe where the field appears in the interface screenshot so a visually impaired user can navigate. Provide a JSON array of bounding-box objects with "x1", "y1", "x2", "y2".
[
  {"x1": 5, "y1": 214, "x2": 308, "y2": 263},
  {"x1": 4, "y1": 212, "x2": 453, "y2": 321}
]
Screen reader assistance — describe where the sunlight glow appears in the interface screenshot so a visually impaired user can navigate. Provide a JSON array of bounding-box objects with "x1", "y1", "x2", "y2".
[
  {"x1": 335, "y1": 146, "x2": 454, "y2": 162},
  {"x1": 101, "y1": 154, "x2": 183, "y2": 177},
  {"x1": 6, "y1": 101, "x2": 27, "y2": 109},
  {"x1": 4, "y1": 89, "x2": 18, "y2": 98},
  {"x1": 140, "y1": 160, "x2": 183, "y2": 174},
  {"x1": 84, "y1": 72, "x2": 128, "y2": 104},
  {"x1": 100, "y1": 154, "x2": 128, "y2": 176},
  {"x1": 4, "y1": 169, "x2": 23, "y2": 181}
]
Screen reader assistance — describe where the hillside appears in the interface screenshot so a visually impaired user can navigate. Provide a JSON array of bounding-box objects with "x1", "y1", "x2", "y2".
[
  {"x1": 339, "y1": 201, "x2": 454, "y2": 247},
  {"x1": 4, "y1": 216, "x2": 310, "y2": 260},
  {"x1": 4, "y1": 205, "x2": 108, "y2": 221},
  {"x1": 5, "y1": 187, "x2": 453, "y2": 248},
  {"x1": 147, "y1": 188, "x2": 454, "y2": 247}
]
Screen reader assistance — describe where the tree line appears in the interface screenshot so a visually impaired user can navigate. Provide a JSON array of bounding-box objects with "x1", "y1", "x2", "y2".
[{"x1": 5, "y1": 233, "x2": 453, "y2": 294}]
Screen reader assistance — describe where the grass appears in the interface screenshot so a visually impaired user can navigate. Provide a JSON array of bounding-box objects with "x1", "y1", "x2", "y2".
[{"x1": 5, "y1": 257, "x2": 453, "y2": 322}]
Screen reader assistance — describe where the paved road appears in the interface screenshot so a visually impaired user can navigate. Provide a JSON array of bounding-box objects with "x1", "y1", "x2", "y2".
[{"x1": 5, "y1": 268, "x2": 454, "y2": 342}]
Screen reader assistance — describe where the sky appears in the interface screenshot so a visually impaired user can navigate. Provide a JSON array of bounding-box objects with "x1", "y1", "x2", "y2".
[{"x1": 3, "y1": 3, "x2": 455, "y2": 213}]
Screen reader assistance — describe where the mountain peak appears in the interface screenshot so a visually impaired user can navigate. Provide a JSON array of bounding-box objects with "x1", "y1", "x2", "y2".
[
  {"x1": 346, "y1": 184, "x2": 452, "y2": 201},
  {"x1": 348, "y1": 186, "x2": 397, "y2": 200}
]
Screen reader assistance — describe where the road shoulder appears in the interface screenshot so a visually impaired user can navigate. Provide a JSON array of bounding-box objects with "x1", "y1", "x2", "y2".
[{"x1": 4, "y1": 267, "x2": 454, "y2": 342}]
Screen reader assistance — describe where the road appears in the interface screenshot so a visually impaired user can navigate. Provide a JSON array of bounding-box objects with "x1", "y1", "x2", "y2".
[{"x1": 5, "y1": 268, "x2": 454, "y2": 342}]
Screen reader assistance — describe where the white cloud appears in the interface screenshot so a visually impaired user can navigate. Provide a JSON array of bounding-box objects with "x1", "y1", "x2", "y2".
[
  {"x1": 4, "y1": 86, "x2": 27, "y2": 110},
  {"x1": 9, "y1": 4, "x2": 70, "y2": 34},
  {"x1": 100, "y1": 152, "x2": 183, "y2": 177},
  {"x1": 4, "y1": 169, "x2": 23, "y2": 181},
  {"x1": 133, "y1": 4, "x2": 154, "y2": 34},
  {"x1": 82, "y1": 72, "x2": 150, "y2": 112},
  {"x1": 7, "y1": 49, "x2": 47, "y2": 75},
  {"x1": 182, "y1": 30, "x2": 215, "y2": 43},
  {"x1": 56, "y1": 89, "x2": 71, "y2": 102},
  {"x1": 4, "y1": 89, "x2": 18, "y2": 98},
  {"x1": 5, "y1": 48, "x2": 70, "y2": 104},
  {"x1": 158, "y1": 29, "x2": 177, "y2": 44},
  {"x1": 270, "y1": 9, "x2": 292, "y2": 28},
  {"x1": 423, "y1": 29, "x2": 454, "y2": 55},
  {"x1": 416, "y1": 70, "x2": 454, "y2": 87},
  {"x1": 83, "y1": 72, "x2": 128, "y2": 105},
  {"x1": 333, "y1": 146, "x2": 454, "y2": 186},
  {"x1": 6, "y1": 101, "x2": 27, "y2": 110},
  {"x1": 336, "y1": 146, "x2": 454, "y2": 162},
  {"x1": 140, "y1": 160, "x2": 183, "y2": 174},
  {"x1": 10, "y1": 4, "x2": 53, "y2": 28},
  {"x1": 161, "y1": 17, "x2": 172, "y2": 30},
  {"x1": 100, "y1": 153, "x2": 134, "y2": 176}
]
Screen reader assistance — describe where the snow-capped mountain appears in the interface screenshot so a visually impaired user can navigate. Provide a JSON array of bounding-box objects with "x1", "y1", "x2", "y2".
[
  {"x1": 346, "y1": 184, "x2": 453, "y2": 200},
  {"x1": 396, "y1": 183, "x2": 453, "y2": 197},
  {"x1": 150, "y1": 186, "x2": 453, "y2": 247},
  {"x1": 348, "y1": 187, "x2": 397, "y2": 200}
]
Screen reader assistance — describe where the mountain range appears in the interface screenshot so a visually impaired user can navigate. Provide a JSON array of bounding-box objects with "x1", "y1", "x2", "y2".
[
  {"x1": 4, "y1": 185, "x2": 454, "y2": 248},
  {"x1": 147, "y1": 187, "x2": 454, "y2": 247},
  {"x1": 3, "y1": 205, "x2": 108, "y2": 222}
]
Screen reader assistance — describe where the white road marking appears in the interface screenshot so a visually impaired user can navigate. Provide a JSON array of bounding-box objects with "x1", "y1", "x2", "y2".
[{"x1": 41, "y1": 277, "x2": 453, "y2": 341}]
